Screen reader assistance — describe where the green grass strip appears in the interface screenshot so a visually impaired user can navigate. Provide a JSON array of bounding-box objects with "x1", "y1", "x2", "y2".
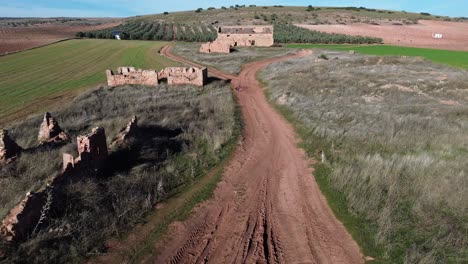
[{"x1": 286, "y1": 44, "x2": 468, "y2": 69}]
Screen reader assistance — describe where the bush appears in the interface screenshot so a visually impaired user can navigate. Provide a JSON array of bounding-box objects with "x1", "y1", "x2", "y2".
[
  {"x1": 306, "y1": 5, "x2": 315, "y2": 12},
  {"x1": 195, "y1": 8, "x2": 203, "y2": 13},
  {"x1": 75, "y1": 32, "x2": 85, "y2": 38},
  {"x1": 163, "y1": 12, "x2": 169, "y2": 15}
]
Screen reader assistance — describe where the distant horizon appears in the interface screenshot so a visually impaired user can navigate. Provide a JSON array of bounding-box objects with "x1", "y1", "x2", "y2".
[
  {"x1": 0, "y1": 6, "x2": 464, "y2": 19},
  {"x1": 1, "y1": 1, "x2": 467, "y2": 18}
]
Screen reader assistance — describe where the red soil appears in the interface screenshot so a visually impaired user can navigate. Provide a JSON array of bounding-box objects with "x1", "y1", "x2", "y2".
[
  {"x1": 151, "y1": 44, "x2": 364, "y2": 264},
  {"x1": 0, "y1": 22, "x2": 120, "y2": 55},
  {"x1": 92, "y1": 44, "x2": 365, "y2": 263},
  {"x1": 297, "y1": 20, "x2": 468, "y2": 51}
]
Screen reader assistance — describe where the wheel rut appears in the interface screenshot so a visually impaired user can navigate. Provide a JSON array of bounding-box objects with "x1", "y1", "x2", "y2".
[{"x1": 149, "y1": 44, "x2": 365, "y2": 264}]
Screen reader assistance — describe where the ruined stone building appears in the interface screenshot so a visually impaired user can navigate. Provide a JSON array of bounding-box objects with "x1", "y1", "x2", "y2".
[
  {"x1": 1, "y1": 114, "x2": 139, "y2": 242},
  {"x1": 200, "y1": 25, "x2": 274, "y2": 53},
  {"x1": 159, "y1": 67, "x2": 207, "y2": 87},
  {"x1": 106, "y1": 67, "x2": 159, "y2": 87},
  {"x1": 106, "y1": 66, "x2": 207, "y2": 87}
]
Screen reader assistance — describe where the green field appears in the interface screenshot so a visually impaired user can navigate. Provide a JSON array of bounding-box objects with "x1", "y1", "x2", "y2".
[
  {"x1": 0, "y1": 39, "x2": 176, "y2": 125},
  {"x1": 286, "y1": 44, "x2": 468, "y2": 69}
]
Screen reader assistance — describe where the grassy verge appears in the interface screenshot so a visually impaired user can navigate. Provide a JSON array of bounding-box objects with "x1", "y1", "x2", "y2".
[
  {"x1": 285, "y1": 44, "x2": 468, "y2": 69},
  {"x1": 262, "y1": 85, "x2": 385, "y2": 261},
  {"x1": 259, "y1": 52, "x2": 468, "y2": 263}
]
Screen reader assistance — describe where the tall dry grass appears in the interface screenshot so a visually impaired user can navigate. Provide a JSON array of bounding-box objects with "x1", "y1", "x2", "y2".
[
  {"x1": 0, "y1": 81, "x2": 238, "y2": 263},
  {"x1": 261, "y1": 51, "x2": 468, "y2": 263}
]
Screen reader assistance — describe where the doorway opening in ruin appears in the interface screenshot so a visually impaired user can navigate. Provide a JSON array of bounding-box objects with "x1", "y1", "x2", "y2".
[
  {"x1": 158, "y1": 77, "x2": 168, "y2": 84},
  {"x1": 234, "y1": 42, "x2": 238, "y2": 46}
]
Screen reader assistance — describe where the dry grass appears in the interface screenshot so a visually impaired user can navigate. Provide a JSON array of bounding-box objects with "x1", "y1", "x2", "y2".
[
  {"x1": 261, "y1": 51, "x2": 468, "y2": 263},
  {"x1": 0, "y1": 81, "x2": 238, "y2": 263},
  {"x1": 171, "y1": 42, "x2": 295, "y2": 74}
]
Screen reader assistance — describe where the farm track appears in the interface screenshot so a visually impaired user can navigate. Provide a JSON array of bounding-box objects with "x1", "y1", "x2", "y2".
[{"x1": 144, "y1": 44, "x2": 364, "y2": 263}]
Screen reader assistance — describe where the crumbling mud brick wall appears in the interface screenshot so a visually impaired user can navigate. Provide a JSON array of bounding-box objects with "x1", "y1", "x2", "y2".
[
  {"x1": 76, "y1": 127, "x2": 108, "y2": 164},
  {"x1": 111, "y1": 116, "x2": 138, "y2": 148},
  {"x1": 0, "y1": 192, "x2": 47, "y2": 242},
  {"x1": 200, "y1": 40, "x2": 231, "y2": 53},
  {"x1": 106, "y1": 67, "x2": 208, "y2": 87},
  {"x1": 1, "y1": 127, "x2": 110, "y2": 242},
  {"x1": 159, "y1": 67, "x2": 207, "y2": 87},
  {"x1": 0, "y1": 129, "x2": 22, "y2": 164},
  {"x1": 106, "y1": 67, "x2": 159, "y2": 87},
  {"x1": 38, "y1": 112, "x2": 69, "y2": 144},
  {"x1": 216, "y1": 25, "x2": 274, "y2": 47},
  {"x1": 200, "y1": 25, "x2": 274, "y2": 53}
]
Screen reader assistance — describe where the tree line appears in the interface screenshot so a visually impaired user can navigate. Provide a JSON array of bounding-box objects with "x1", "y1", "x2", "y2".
[
  {"x1": 274, "y1": 22, "x2": 383, "y2": 44},
  {"x1": 77, "y1": 22, "x2": 217, "y2": 42},
  {"x1": 78, "y1": 21, "x2": 382, "y2": 45}
]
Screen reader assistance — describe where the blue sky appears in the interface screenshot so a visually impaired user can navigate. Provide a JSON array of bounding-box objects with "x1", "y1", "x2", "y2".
[{"x1": 1, "y1": 0, "x2": 467, "y2": 18}]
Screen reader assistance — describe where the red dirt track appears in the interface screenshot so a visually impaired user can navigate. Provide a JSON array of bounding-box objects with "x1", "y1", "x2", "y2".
[
  {"x1": 297, "y1": 20, "x2": 468, "y2": 51},
  {"x1": 149, "y1": 44, "x2": 364, "y2": 263}
]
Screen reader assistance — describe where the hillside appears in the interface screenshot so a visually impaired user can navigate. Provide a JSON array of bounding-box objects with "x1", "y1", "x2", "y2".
[{"x1": 129, "y1": 6, "x2": 460, "y2": 26}]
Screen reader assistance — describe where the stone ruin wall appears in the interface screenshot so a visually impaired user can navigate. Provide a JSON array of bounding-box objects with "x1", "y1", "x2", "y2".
[
  {"x1": 106, "y1": 66, "x2": 207, "y2": 87},
  {"x1": 200, "y1": 40, "x2": 231, "y2": 53},
  {"x1": 106, "y1": 67, "x2": 159, "y2": 87},
  {"x1": 1, "y1": 115, "x2": 138, "y2": 242},
  {"x1": 0, "y1": 129, "x2": 22, "y2": 164},
  {"x1": 200, "y1": 25, "x2": 274, "y2": 53},
  {"x1": 160, "y1": 67, "x2": 207, "y2": 87}
]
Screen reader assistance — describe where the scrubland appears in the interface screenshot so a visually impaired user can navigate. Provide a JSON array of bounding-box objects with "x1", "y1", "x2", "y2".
[
  {"x1": 261, "y1": 51, "x2": 468, "y2": 263},
  {"x1": 0, "y1": 82, "x2": 239, "y2": 263},
  {"x1": 172, "y1": 42, "x2": 294, "y2": 74}
]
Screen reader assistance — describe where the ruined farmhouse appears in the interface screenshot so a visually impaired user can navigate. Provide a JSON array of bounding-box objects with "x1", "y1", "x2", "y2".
[
  {"x1": 1, "y1": 114, "x2": 139, "y2": 242},
  {"x1": 106, "y1": 66, "x2": 207, "y2": 87},
  {"x1": 200, "y1": 25, "x2": 274, "y2": 53}
]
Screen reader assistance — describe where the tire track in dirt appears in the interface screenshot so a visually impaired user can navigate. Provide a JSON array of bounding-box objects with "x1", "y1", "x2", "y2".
[{"x1": 154, "y1": 44, "x2": 365, "y2": 263}]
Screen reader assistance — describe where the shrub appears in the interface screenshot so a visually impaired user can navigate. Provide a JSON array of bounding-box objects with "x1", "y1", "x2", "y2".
[
  {"x1": 75, "y1": 32, "x2": 85, "y2": 38},
  {"x1": 306, "y1": 5, "x2": 315, "y2": 12}
]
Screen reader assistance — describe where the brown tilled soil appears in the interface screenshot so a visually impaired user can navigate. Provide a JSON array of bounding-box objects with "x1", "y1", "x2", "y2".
[
  {"x1": 297, "y1": 20, "x2": 468, "y2": 51},
  {"x1": 93, "y1": 44, "x2": 365, "y2": 263},
  {"x1": 0, "y1": 22, "x2": 120, "y2": 55}
]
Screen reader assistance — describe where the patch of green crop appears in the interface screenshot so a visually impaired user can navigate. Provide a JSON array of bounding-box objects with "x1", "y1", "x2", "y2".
[{"x1": 286, "y1": 44, "x2": 468, "y2": 69}]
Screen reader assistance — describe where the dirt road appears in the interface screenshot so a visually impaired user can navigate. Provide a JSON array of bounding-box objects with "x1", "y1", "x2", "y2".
[{"x1": 153, "y1": 44, "x2": 364, "y2": 263}]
